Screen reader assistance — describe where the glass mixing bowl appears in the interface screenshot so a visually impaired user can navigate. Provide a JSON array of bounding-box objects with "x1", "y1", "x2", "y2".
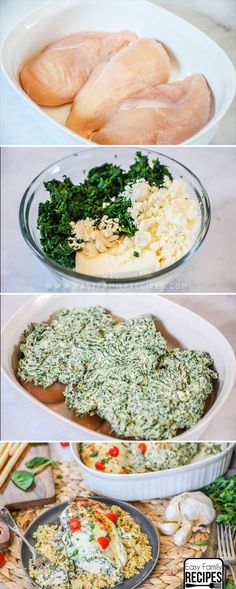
[{"x1": 19, "y1": 147, "x2": 211, "y2": 291}]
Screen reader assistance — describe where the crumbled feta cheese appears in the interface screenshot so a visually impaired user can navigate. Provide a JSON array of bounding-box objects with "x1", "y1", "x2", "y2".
[
  {"x1": 75, "y1": 178, "x2": 201, "y2": 278},
  {"x1": 117, "y1": 178, "x2": 200, "y2": 270}
]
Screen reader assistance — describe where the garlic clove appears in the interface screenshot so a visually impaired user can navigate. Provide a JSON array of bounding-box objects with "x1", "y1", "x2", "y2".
[
  {"x1": 157, "y1": 522, "x2": 180, "y2": 536},
  {"x1": 173, "y1": 522, "x2": 193, "y2": 546}
]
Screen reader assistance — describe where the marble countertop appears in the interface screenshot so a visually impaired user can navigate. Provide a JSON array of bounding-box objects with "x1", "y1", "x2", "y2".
[
  {"x1": 2, "y1": 145, "x2": 236, "y2": 293},
  {"x1": 0, "y1": 0, "x2": 235, "y2": 145},
  {"x1": 1, "y1": 293, "x2": 236, "y2": 441}
]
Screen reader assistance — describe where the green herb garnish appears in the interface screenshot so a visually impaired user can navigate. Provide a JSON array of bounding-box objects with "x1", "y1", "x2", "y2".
[
  {"x1": 68, "y1": 549, "x2": 79, "y2": 560},
  {"x1": 89, "y1": 534, "x2": 95, "y2": 542},
  {"x1": 133, "y1": 251, "x2": 139, "y2": 257},
  {"x1": 88, "y1": 520, "x2": 95, "y2": 529},
  {"x1": 37, "y1": 152, "x2": 172, "y2": 268},
  {"x1": 87, "y1": 507, "x2": 94, "y2": 514},
  {"x1": 203, "y1": 475, "x2": 236, "y2": 532},
  {"x1": 102, "y1": 457, "x2": 112, "y2": 464},
  {"x1": 90, "y1": 451, "x2": 99, "y2": 458}
]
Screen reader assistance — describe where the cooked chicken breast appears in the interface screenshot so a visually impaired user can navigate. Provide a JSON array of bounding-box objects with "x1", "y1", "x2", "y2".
[
  {"x1": 60, "y1": 498, "x2": 127, "y2": 580},
  {"x1": 93, "y1": 74, "x2": 213, "y2": 144},
  {"x1": 20, "y1": 30, "x2": 137, "y2": 106},
  {"x1": 66, "y1": 38, "x2": 170, "y2": 137},
  {"x1": 81, "y1": 442, "x2": 130, "y2": 473}
]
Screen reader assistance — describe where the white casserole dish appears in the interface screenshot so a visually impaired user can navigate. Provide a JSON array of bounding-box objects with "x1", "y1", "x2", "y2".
[
  {"x1": 1, "y1": 0, "x2": 235, "y2": 146},
  {"x1": 71, "y1": 442, "x2": 235, "y2": 500},
  {"x1": 1, "y1": 294, "x2": 235, "y2": 441}
]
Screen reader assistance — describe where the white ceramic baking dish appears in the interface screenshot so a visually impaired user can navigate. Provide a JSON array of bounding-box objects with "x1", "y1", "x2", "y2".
[
  {"x1": 1, "y1": 0, "x2": 235, "y2": 145},
  {"x1": 1, "y1": 294, "x2": 235, "y2": 441},
  {"x1": 71, "y1": 442, "x2": 235, "y2": 500}
]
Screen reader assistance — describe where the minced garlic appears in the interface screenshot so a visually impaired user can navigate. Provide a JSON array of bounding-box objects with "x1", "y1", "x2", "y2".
[{"x1": 69, "y1": 216, "x2": 120, "y2": 258}]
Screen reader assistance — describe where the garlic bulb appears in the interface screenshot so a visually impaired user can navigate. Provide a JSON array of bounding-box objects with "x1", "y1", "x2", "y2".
[
  {"x1": 173, "y1": 522, "x2": 193, "y2": 546},
  {"x1": 161, "y1": 491, "x2": 215, "y2": 546},
  {"x1": 165, "y1": 491, "x2": 215, "y2": 527},
  {"x1": 165, "y1": 496, "x2": 182, "y2": 522},
  {"x1": 157, "y1": 522, "x2": 180, "y2": 536}
]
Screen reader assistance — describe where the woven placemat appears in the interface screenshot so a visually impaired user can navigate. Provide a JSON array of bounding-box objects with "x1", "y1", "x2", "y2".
[{"x1": 0, "y1": 461, "x2": 220, "y2": 589}]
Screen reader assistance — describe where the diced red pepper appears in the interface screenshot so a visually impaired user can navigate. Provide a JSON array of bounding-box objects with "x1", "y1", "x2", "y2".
[
  {"x1": 138, "y1": 443, "x2": 147, "y2": 454},
  {"x1": 95, "y1": 460, "x2": 106, "y2": 471},
  {"x1": 69, "y1": 517, "x2": 81, "y2": 532},
  {"x1": 97, "y1": 536, "x2": 110, "y2": 549},
  {"x1": 60, "y1": 442, "x2": 69, "y2": 447},
  {"x1": 108, "y1": 446, "x2": 119, "y2": 457}
]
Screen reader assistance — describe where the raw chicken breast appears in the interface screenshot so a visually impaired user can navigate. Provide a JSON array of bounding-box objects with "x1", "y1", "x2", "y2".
[
  {"x1": 66, "y1": 38, "x2": 170, "y2": 137},
  {"x1": 93, "y1": 74, "x2": 213, "y2": 145},
  {"x1": 20, "y1": 31, "x2": 137, "y2": 106}
]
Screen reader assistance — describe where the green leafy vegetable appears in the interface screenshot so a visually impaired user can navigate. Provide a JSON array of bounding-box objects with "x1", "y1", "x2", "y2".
[
  {"x1": 189, "y1": 541, "x2": 208, "y2": 546},
  {"x1": 11, "y1": 470, "x2": 34, "y2": 491},
  {"x1": 25, "y1": 456, "x2": 50, "y2": 468},
  {"x1": 225, "y1": 580, "x2": 236, "y2": 589},
  {"x1": 203, "y1": 475, "x2": 236, "y2": 532},
  {"x1": 126, "y1": 151, "x2": 172, "y2": 186},
  {"x1": 11, "y1": 459, "x2": 55, "y2": 491},
  {"x1": 37, "y1": 151, "x2": 173, "y2": 269},
  {"x1": 90, "y1": 451, "x2": 98, "y2": 458}
]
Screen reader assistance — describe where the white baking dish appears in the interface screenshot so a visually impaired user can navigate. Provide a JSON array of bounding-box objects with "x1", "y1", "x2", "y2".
[
  {"x1": 71, "y1": 442, "x2": 235, "y2": 500},
  {"x1": 1, "y1": 294, "x2": 235, "y2": 441},
  {"x1": 1, "y1": 0, "x2": 235, "y2": 145}
]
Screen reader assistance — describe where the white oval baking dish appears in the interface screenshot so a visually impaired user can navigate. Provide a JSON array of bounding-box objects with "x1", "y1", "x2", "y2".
[
  {"x1": 71, "y1": 443, "x2": 235, "y2": 500},
  {"x1": 1, "y1": 0, "x2": 235, "y2": 145},
  {"x1": 1, "y1": 294, "x2": 235, "y2": 441}
]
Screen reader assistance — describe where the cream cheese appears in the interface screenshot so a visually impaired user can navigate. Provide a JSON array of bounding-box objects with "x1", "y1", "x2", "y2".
[{"x1": 76, "y1": 248, "x2": 160, "y2": 277}]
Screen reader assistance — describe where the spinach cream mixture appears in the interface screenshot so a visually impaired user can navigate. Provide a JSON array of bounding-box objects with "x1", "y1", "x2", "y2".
[
  {"x1": 80, "y1": 442, "x2": 222, "y2": 474},
  {"x1": 17, "y1": 306, "x2": 218, "y2": 439}
]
